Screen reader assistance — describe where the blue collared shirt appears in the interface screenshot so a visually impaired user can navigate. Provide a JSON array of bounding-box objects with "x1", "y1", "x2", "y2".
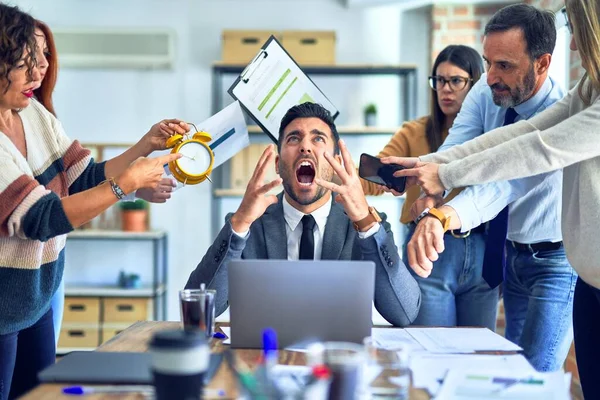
[{"x1": 441, "y1": 73, "x2": 566, "y2": 243}]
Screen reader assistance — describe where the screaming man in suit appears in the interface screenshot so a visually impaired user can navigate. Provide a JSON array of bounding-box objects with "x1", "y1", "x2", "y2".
[{"x1": 185, "y1": 103, "x2": 421, "y2": 326}]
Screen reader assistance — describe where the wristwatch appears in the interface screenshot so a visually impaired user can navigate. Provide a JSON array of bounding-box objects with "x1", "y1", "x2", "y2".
[
  {"x1": 427, "y1": 207, "x2": 452, "y2": 232},
  {"x1": 353, "y1": 206, "x2": 382, "y2": 231},
  {"x1": 415, "y1": 207, "x2": 431, "y2": 224},
  {"x1": 108, "y1": 177, "x2": 126, "y2": 200}
]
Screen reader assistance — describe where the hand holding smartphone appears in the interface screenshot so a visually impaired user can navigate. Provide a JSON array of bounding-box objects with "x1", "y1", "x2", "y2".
[{"x1": 358, "y1": 153, "x2": 407, "y2": 193}]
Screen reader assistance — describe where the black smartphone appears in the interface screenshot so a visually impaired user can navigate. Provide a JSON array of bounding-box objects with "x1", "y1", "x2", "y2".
[{"x1": 359, "y1": 153, "x2": 407, "y2": 193}]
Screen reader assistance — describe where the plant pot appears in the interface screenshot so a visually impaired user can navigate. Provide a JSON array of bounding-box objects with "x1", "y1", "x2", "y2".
[
  {"x1": 121, "y1": 210, "x2": 148, "y2": 232},
  {"x1": 365, "y1": 113, "x2": 377, "y2": 127}
]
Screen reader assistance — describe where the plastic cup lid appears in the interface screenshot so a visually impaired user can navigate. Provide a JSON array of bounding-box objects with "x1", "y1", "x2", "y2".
[{"x1": 150, "y1": 329, "x2": 207, "y2": 349}]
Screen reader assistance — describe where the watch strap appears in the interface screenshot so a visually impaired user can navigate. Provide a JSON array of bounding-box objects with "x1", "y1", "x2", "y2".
[
  {"x1": 353, "y1": 206, "x2": 382, "y2": 231},
  {"x1": 415, "y1": 207, "x2": 431, "y2": 224},
  {"x1": 427, "y1": 207, "x2": 451, "y2": 232},
  {"x1": 108, "y1": 177, "x2": 126, "y2": 200}
]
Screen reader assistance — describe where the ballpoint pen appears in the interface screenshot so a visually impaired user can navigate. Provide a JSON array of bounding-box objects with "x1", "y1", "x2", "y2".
[
  {"x1": 62, "y1": 385, "x2": 154, "y2": 395},
  {"x1": 62, "y1": 385, "x2": 226, "y2": 397},
  {"x1": 262, "y1": 327, "x2": 278, "y2": 372},
  {"x1": 252, "y1": 328, "x2": 280, "y2": 399},
  {"x1": 213, "y1": 331, "x2": 227, "y2": 339},
  {"x1": 490, "y1": 376, "x2": 544, "y2": 394}
]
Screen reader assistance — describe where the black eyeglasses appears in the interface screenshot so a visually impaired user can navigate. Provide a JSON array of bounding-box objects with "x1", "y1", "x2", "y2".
[{"x1": 428, "y1": 75, "x2": 472, "y2": 91}]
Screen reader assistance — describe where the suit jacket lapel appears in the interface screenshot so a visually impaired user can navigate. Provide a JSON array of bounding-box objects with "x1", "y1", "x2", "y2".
[
  {"x1": 322, "y1": 201, "x2": 347, "y2": 260},
  {"x1": 261, "y1": 193, "x2": 288, "y2": 259}
]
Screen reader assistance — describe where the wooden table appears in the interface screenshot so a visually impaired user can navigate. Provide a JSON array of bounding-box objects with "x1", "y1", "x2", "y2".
[{"x1": 23, "y1": 321, "x2": 428, "y2": 399}]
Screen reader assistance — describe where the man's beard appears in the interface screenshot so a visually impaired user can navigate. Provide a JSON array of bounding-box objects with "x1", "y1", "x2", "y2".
[
  {"x1": 278, "y1": 160, "x2": 333, "y2": 206},
  {"x1": 282, "y1": 180, "x2": 328, "y2": 206},
  {"x1": 491, "y1": 64, "x2": 536, "y2": 108}
]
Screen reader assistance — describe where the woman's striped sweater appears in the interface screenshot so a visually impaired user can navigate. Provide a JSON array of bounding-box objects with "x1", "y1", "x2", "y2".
[{"x1": 0, "y1": 99, "x2": 105, "y2": 334}]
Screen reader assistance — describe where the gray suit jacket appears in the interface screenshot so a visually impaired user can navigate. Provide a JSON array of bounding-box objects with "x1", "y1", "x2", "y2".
[{"x1": 186, "y1": 194, "x2": 421, "y2": 326}]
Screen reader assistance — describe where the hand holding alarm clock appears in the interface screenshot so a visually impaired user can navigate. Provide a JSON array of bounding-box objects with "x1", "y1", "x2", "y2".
[{"x1": 165, "y1": 123, "x2": 215, "y2": 185}]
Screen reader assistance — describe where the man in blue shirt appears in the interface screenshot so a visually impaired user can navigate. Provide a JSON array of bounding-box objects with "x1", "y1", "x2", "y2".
[{"x1": 407, "y1": 4, "x2": 575, "y2": 372}]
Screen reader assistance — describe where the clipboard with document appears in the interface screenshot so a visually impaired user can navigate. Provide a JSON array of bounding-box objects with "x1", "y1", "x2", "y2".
[{"x1": 228, "y1": 36, "x2": 339, "y2": 143}]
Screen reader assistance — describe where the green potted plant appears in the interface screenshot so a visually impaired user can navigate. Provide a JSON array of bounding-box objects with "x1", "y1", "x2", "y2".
[
  {"x1": 364, "y1": 103, "x2": 377, "y2": 126},
  {"x1": 119, "y1": 199, "x2": 149, "y2": 232}
]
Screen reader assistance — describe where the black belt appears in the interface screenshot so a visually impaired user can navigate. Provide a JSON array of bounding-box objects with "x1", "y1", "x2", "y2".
[{"x1": 510, "y1": 240, "x2": 563, "y2": 252}]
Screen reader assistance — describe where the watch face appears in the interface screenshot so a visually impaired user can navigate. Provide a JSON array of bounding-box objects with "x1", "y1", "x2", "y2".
[{"x1": 177, "y1": 142, "x2": 212, "y2": 176}]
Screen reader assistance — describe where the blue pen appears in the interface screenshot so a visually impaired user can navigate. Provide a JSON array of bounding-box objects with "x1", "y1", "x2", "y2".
[
  {"x1": 62, "y1": 385, "x2": 154, "y2": 395},
  {"x1": 213, "y1": 331, "x2": 227, "y2": 339},
  {"x1": 62, "y1": 385, "x2": 226, "y2": 397},
  {"x1": 262, "y1": 327, "x2": 278, "y2": 369}
]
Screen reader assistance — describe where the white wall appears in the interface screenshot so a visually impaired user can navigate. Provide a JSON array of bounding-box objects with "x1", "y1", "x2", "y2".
[
  {"x1": 16, "y1": 0, "x2": 429, "y2": 320},
  {"x1": 401, "y1": 6, "x2": 432, "y2": 118}
]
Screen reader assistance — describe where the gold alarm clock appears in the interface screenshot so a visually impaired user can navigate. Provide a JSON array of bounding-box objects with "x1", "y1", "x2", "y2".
[{"x1": 165, "y1": 124, "x2": 214, "y2": 185}]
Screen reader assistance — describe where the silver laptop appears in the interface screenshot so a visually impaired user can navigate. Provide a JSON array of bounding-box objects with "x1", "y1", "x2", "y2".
[{"x1": 228, "y1": 259, "x2": 375, "y2": 349}]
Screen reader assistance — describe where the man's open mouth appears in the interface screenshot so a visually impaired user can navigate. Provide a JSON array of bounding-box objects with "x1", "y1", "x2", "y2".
[{"x1": 296, "y1": 160, "x2": 316, "y2": 186}]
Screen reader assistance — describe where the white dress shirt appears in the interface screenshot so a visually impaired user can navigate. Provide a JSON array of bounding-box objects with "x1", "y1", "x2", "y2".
[
  {"x1": 233, "y1": 195, "x2": 380, "y2": 259},
  {"x1": 282, "y1": 195, "x2": 331, "y2": 260},
  {"x1": 436, "y1": 74, "x2": 565, "y2": 243}
]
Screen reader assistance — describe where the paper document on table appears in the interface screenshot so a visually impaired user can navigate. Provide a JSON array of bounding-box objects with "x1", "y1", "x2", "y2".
[
  {"x1": 405, "y1": 327, "x2": 522, "y2": 353},
  {"x1": 410, "y1": 354, "x2": 533, "y2": 395},
  {"x1": 228, "y1": 36, "x2": 338, "y2": 143},
  {"x1": 435, "y1": 369, "x2": 569, "y2": 400},
  {"x1": 371, "y1": 328, "x2": 424, "y2": 351},
  {"x1": 220, "y1": 327, "x2": 231, "y2": 344}
]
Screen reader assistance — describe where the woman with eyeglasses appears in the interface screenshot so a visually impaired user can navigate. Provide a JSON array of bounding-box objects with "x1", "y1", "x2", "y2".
[
  {"x1": 386, "y1": 2, "x2": 600, "y2": 397},
  {"x1": 360, "y1": 45, "x2": 492, "y2": 328}
]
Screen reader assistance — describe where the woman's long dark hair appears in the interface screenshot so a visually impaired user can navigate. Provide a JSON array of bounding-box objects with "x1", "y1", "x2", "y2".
[
  {"x1": 425, "y1": 45, "x2": 484, "y2": 152},
  {"x1": 33, "y1": 20, "x2": 58, "y2": 116},
  {"x1": 0, "y1": 4, "x2": 37, "y2": 94}
]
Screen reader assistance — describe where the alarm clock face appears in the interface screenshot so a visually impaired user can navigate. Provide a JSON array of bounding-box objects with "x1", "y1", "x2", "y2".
[{"x1": 177, "y1": 142, "x2": 212, "y2": 176}]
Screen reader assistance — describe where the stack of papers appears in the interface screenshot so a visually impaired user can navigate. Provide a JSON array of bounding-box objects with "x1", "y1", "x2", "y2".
[
  {"x1": 410, "y1": 354, "x2": 534, "y2": 395},
  {"x1": 372, "y1": 327, "x2": 521, "y2": 354},
  {"x1": 435, "y1": 369, "x2": 570, "y2": 400},
  {"x1": 404, "y1": 327, "x2": 522, "y2": 353},
  {"x1": 371, "y1": 327, "x2": 424, "y2": 351},
  {"x1": 370, "y1": 327, "x2": 533, "y2": 397}
]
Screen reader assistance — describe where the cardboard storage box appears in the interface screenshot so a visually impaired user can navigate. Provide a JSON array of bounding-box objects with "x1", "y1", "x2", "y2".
[
  {"x1": 102, "y1": 298, "x2": 152, "y2": 323},
  {"x1": 222, "y1": 30, "x2": 277, "y2": 64},
  {"x1": 281, "y1": 30, "x2": 336, "y2": 65},
  {"x1": 58, "y1": 325, "x2": 100, "y2": 348},
  {"x1": 63, "y1": 297, "x2": 100, "y2": 323}
]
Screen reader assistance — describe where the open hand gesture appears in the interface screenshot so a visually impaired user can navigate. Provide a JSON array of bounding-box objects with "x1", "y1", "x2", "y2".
[
  {"x1": 314, "y1": 139, "x2": 370, "y2": 224},
  {"x1": 230, "y1": 145, "x2": 283, "y2": 233},
  {"x1": 136, "y1": 178, "x2": 177, "y2": 203}
]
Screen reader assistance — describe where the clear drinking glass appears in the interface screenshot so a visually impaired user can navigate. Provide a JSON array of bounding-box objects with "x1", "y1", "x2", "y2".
[
  {"x1": 179, "y1": 288, "x2": 216, "y2": 338},
  {"x1": 363, "y1": 336, "x2": 412, "y2": 399},
  {"x1": 307, "y1": 341, "x2": 365, "y2": 400}
]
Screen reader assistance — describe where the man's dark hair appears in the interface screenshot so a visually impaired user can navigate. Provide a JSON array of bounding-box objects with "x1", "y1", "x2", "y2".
[
  {"x1": 484, "y1": 3, "x2": 556, "y2": 60},
  {"x1": 278, "y1": 102, "x2": 340, "y2": 155},
  {"x1": 0, "y1": 4, "x2": 37, "y2": 94}
]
